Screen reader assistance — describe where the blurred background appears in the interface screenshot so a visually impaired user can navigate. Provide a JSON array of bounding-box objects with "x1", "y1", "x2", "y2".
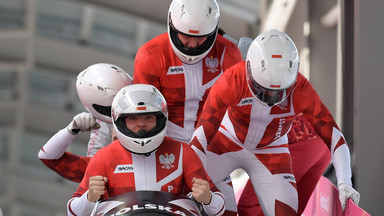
[{"x1": 0, "y1": 0, "x2": 383, "y2": 215}]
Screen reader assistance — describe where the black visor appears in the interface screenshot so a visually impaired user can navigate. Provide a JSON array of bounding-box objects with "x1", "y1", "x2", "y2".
[
  {"x1": 169, "y1": 16, "x2": 217, "y2": 57},
  {"x1": 92, "y1": 104, "x2": 111, "y2": 117},
  {"x1": 114, "y1": 112, "x2": 167, "y2": 139}
]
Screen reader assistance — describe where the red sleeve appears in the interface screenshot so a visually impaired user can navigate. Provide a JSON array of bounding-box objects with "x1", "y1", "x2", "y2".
[
  {"x1": 292, "y1": 74, "x2": 344, "y2": 150},
  {"x1": 181, "y1": 143, "x2": 220, "y2": 192},
  {"x1": 40, "y1": 152, "x2": 90, "y2": 183},
  {"x1": 72, "y1": 149, "x2": 109, "y2": 198},
  {"x1": 287, "y1": 113, "x2": 320, "y2": 143},
  {"x1": 133, "y1": 36, "x2": 164, "y2": 90}
]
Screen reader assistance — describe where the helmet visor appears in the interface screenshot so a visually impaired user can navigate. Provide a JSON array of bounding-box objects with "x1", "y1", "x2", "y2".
[
  {"x1": 169, "y1": 17, "x2": 217, "y2": 57},
  {"x1": 114, "y1": 112, "x2": 167, "y2": 139},
  {"x1": 92, "y1": 104, "x2": 111, "y2": 118}
]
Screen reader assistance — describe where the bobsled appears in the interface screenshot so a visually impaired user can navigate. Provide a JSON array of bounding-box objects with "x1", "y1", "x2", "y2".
[{"x1": 90, "y1": 191, "x2": 205, "y2": 216}]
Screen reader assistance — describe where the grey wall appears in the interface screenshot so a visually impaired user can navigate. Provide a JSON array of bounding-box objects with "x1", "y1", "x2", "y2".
[
  {"x1": 286, "y1": 0, "x2": 384, "y2": 214},
  {"x1": 287, "y1": 0, "x2": 338, "y2": 115},
  {"x1": 354, "y1": 0, "x2": 384, "y2": 215}
]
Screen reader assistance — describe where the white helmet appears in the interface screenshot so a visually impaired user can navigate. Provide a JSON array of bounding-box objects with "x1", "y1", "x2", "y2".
[
  {"x1": 112, "y1": 84, "x2": 168, "y2": 155},
  {"x1": 168, "y1": 0, "x2": 220, "y2": 64},
  {"x1": 76, "y1": 63, "x2": 132, "y2": 123},
  {"x1": 246, "y1": 29, "x2": 299, "y2": 107}
]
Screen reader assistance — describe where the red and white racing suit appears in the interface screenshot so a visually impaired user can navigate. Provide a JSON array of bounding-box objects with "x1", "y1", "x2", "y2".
[
  {"x1": 67, "y1": 137, "x2": 225, "y2": 216},
  {"x1": 190, "y1": 61, "x2": 353, "y2": 216},
  {"x1": 133, "y1": 34, "x2": 241, "y2": 215},
  {"x1": 86, "y1": 120, "x2": 113, "y2": 156},
  {"x1": 38, "y1": 120, "x2": 111, "y2": 183},
  {"x1": 39, "y1": 33, "x2": 242, "y2": 186},
  {"x1": 237, "y1": 114, "x2": 331, "y2": 215},
  {"x1": 133, "y1": 33, "x2": 242, "y2": 143}
]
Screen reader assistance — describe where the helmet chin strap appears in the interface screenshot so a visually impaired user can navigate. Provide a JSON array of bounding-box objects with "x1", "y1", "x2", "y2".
[
  {"x1": 143, "y1": 152, "x2": 152, "y2": 157},
  {"x1": 136, "y1": 129, "x2": 148, "y2": 138}
]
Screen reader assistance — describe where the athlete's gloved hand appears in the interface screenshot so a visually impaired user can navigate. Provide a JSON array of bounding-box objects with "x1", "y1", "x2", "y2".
[
  {"x1": 67, "y1": 112, "x2": 100, "y2": 135},
  {"x1": 338, "y1": 183, "x2": 360, "y2": 211}
]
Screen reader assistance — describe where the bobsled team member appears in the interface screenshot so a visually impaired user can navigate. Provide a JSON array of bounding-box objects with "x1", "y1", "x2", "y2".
[
  {"x1": 133, "y1": 0, "x2": 242, "y2": 144},
  {"x1": 67, "y1": 84, "x2": 225, "y2": 216},
  {"x1": 38, "y1": 63, "x2": 132, "y2": 182},
  {"x1": 133, "y1": 1, "x2": 241, "y2": 214},
  {"x1": 224, "y1": 34, "x2": 333, "y2": 215},
  {"x1": 190, "y1": 29, "x2": 359, "y2": 215}
]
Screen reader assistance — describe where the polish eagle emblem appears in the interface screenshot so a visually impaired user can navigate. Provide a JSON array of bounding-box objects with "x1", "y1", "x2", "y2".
[
  {"x1": 159, "y1": 153, "x2": 175, "y2": 169},
  {"x1": 205, "y1": 56, "x2": 219, "y2": 73}
]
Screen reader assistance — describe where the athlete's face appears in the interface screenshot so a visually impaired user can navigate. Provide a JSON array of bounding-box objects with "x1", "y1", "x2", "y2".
[
  {"x1": 178, "y1": 33, "x2": 207, "y2": 48},
  {"x1": 125, "y1": 114, "x2": 157, "y2": 133}
]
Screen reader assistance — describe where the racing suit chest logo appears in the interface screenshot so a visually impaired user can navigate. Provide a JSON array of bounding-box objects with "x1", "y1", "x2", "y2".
[
  {"x1": 159, "y1": 153, "x2": 175, "y2": 169},
  {"x1": 167, "y1": 66, "x2": 184, "y2": 75},
  {"x1": 205, "y1": 56, "x2": 219, "y2": 73},
  {"x1": 114, "y1": 164, "x2": 134, "y2": 173},
  {"x1": 237, "y1": 97, "x2": 254, "y2": 106}
]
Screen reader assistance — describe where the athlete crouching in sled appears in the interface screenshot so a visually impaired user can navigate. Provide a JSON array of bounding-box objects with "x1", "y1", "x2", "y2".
[{"x1": 67, "y1": 84, "x2": 225, "y2": 216}]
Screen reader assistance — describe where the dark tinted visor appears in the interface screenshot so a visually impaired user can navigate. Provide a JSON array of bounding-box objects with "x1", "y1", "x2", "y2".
[
  {"x1": 169, "y1": 15, "x2": 217, "y2": 56},
  {"x1": 92, "y1": 104, "x2": 111, "y2": 117},
  {"x1": 114, "y1": 112, "x2": 167, "y2": 139}
]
